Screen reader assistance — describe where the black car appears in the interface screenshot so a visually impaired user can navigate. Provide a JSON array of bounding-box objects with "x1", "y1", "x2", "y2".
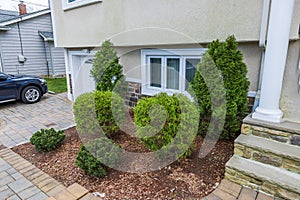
[{"x1": 0, "y1": 72, "x2": 48, "y2": 104}]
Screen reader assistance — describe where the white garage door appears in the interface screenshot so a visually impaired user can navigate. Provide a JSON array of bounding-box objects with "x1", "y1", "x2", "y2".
[{"x1": 69, "y1": 51, "x2": 95, "y2": 100}]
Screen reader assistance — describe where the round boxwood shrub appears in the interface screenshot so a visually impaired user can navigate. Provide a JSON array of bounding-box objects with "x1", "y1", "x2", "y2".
[
  {"x1": 73, "y1": 91, "x2": 124, "y2": 138},
  {"x1": 76, "y1": 137, "x2": 122, "y2": 177},
  {"x1": 30, "y1": 128, "x2": 65, "y2": 152},
  {"x1": 134, "y1": 93, "x2": 198, "y2": 159}
]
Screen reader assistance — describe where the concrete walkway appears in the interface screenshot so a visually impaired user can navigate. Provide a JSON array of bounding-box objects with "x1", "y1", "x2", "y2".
[{"x1": 0, "y1": 93, "x2": 75, "y2": 148}]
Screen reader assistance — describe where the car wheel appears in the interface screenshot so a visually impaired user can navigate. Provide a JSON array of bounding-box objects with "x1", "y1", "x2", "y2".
[{"x1": 21, "y1": 86, "x2": 41, "y2": 103}]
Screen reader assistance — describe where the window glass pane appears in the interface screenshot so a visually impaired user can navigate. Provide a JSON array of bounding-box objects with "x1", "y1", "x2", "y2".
[
  {"x1": 185, "y1": 58, "x2": 200, "y2": 90},
  {"x1": 150, "y1": 58, "x2": 162, "y2": 88},
  {"x1": 167, "y1": 58, "x2": 180, "y2": 90},
  {"x1": 68, "y1": 0, "x2": 76, "y2": 2}
]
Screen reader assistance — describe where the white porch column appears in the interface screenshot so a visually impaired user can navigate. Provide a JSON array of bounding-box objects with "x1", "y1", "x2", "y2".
[{"x1": 252, "y1": 0, "x2": 295, "y2": 123}]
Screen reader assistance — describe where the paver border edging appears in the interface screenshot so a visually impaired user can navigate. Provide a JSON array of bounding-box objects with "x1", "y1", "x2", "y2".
[
  {"x1": 0, "y1": 148, "x2": 66, "y2": 197},
  {"x1": 0, "y1": 148, "x2": 100, "y2": 200}
]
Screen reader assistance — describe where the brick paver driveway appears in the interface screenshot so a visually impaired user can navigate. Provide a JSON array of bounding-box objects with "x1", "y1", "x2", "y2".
[{"x1": 0, "y1": 93, "x2": 74, "y2": 148}]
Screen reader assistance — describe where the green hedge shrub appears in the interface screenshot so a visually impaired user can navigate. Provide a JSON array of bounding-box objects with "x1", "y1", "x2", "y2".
[
  {"x1": 30, "y1": 128, "x2": 65, "y2": 152},
  {"x1": 73, "y1": 91, "x2": 124, "y2": 138},
  {"x1": 134, "y1": 93, "x2": 198, "y2": 159},
  {"x1": 191, "y1": 35, "x2": 249, "y2": 139},
  {"x1": 76, "y1": 137, "x2": 122, "y2": 177}
]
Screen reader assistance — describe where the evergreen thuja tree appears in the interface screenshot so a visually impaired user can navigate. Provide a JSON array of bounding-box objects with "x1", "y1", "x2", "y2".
[
  {"x1": 191, "y1": 35, "x2": 250, "y2": 139},
  {"x1": 90, "y1": 40, "x2": 124, "y2": 91}
]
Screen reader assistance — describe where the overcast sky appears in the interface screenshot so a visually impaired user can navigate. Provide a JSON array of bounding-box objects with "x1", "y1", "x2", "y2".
[{"x1": 0, "y1": 0, "x2": 49, "y2": 12}]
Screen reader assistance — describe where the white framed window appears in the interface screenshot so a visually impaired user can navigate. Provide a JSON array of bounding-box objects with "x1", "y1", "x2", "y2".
[
  {"x1": 62, "y1": 0, "x2": 102, "y2": 11},
  {"x1": 141, "y1": 49, "x2": 206, "y2": 96}
]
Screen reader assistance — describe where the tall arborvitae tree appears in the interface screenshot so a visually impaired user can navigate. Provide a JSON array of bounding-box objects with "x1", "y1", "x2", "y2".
[
  {"x1": 191, "y1": 35, "x2": 250, "y2": 139},
  {"x1": 90, "y1": 40, "x2": 123, "y2": 91}
]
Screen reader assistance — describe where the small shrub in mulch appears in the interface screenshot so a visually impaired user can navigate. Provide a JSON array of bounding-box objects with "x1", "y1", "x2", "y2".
[
  {"x1": 30, "y1": 128, "x2": 65, "y2": 152},
  {"x1": 76, "y1": 137, "x2": 122, "y2": 177},
  {"x1": 13, "y1": 128, "x2": 234, "y2": 199},
  {"x1": 76, "y1": 145, "x2": 107, "y2": 177}
]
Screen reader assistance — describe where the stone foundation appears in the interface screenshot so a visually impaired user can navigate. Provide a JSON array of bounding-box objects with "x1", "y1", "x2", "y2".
[{"x1": 124, "y1": 82, "x2": 142, "y2": 107}]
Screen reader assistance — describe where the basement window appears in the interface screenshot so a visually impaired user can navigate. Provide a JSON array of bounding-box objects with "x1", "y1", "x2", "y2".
[{"x1": 141, "y1": 49, "x2": 206, "y2": 96}]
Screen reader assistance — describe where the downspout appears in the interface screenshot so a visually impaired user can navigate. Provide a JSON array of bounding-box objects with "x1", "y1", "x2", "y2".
[
  {"x1": 17, "y1": 22, "x2": 24, "y2": 55},
  {"x1": 17, "y1": 22, "x2": 24, "y2": 74},
  {"x1": 253, "y1": 0, "x2": 271, "y2": 112},
  {"x1": 48, "y1": 43, "x2": 54, "y2": 76},
  {"x1": 43, "y1": 41, "x2": 50, "y2": 76}
]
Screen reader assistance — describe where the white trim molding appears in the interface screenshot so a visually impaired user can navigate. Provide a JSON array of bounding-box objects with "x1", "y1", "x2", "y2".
[
  {"x1": 125, "y1": 77, "x2": 142, "y2": 83},
  {"x1": 50, "y1": 0, "x2": 58, "y2": 47},
  {"x1": 62, "y1": 0, "x2": 102, "y2": 11}
]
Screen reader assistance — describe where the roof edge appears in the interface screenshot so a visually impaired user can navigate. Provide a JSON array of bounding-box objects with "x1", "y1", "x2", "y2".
[{"x1": 0, "y1": 9, "x2": 50, "y2": 26}]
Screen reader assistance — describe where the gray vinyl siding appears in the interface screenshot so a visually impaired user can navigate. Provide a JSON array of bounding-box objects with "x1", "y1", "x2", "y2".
[
  {"x1": 0, "y1": 13, "x2": 65, "y2": 76},
  {"x1": 50, "y1": 42, "x2": 65, "y2": 75}
]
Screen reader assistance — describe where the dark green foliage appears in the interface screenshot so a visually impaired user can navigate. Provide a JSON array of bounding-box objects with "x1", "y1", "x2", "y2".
[
  {"x1": 96, "y1": 58, "x2": 124, "y2": 92},
  {"x1": 84, "y1": 138, "x2": 122, "y2": 168},
  {"x1": 76, "y1": 145, "x2": 107, "y2": 177},
  {"x1": 76, "y1": 137, "x2": 122, "y2": 177},
  {"x1": 73, "y1": 91, "x2": 125, "y2": 138},
  {"x1": 191, "y1": 35, "x2": 250, "y2": 139},
  {"x1": 90, "y1": 40, "x2": 123, "y2": 92},
  {"x1": 30, "y1": 128, "x2": 65, "y2": 152},
  {"x1": 134, "y1": 93, "x2": 198, "y2": 159}
]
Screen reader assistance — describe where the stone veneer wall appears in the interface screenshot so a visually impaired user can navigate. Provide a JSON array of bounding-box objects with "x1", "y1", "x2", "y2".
[
  {"x1": 241, "y1": 123, "x2": 300, "y2": 147},
  {"x1": 124, "y1": 82, "x2": 142, "y2": 107},
  {"x1": 225, "y1": 167, "x2": 299, "y2": 198},
  {"x1": 236, "y1": 124, "x2": 300, "y2": 174}
]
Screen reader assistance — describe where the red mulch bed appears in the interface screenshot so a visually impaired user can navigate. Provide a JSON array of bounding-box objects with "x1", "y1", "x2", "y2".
[{"x1": 12, "y1": 127, "x2": 234, "y2": 199}]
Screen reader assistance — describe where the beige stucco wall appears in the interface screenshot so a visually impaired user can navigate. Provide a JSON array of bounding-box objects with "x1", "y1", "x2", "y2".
[
  {"x1": 52, "y1": 0, "x2": 267, "y2": 48},
  {"x1": 280, "y1": 41, "x2": 300, "y2": 123},
  {"x1": 238, "y1": 43, "x2": 262, "y2": 92},
  {"x1": 51, "y1": 0, "x2": 300, "y2": 48},
  {"x1": 115, "y1": 42, "x2": 261, "y2": 92}
]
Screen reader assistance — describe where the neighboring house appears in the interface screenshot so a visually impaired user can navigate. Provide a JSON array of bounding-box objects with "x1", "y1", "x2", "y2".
[
  {"x1": 50, "y1": 0, "x2": 300, "y2": 198},
  {"x1": 0, "y1": 3, "x2": 65, "y2": 77}
]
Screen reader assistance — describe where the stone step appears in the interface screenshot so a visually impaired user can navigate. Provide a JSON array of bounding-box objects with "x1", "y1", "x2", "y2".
[
  {"x1": 241, "y1": 116, "x2": 300, "y2": 147},
  {"x1": 225, "y1": 155, "x2": 300, "y2": 199},
  {"x1": 234, "y1": 134, "x2": 300, "y2": 174}
]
